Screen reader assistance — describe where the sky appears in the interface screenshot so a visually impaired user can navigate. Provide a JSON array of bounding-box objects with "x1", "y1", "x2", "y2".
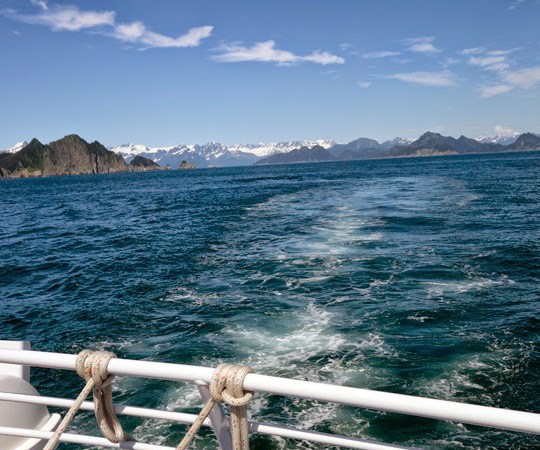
[{"x1": 1, "y1": 0, "x2": 540, "y2": 148}]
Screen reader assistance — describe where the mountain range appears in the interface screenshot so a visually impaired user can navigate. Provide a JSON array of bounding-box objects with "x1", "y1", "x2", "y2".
[
  {"x1": 109, "y1": 140, "x2": 336, "y2": 168},
  {"x1": 254, "y1": 132, "x2": 540, "y2": 165},
  {"x1": 2, "y1": 132, "x2": 539, "y2": 176},
  {"x1": 105, "y1": 132, "x2": 536, "y2": 167}
]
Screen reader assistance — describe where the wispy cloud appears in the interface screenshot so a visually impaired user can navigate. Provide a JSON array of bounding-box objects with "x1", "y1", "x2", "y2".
[
  {"x1": 339, "y1": 43, "x2": 359, "y2": 55},
  {"x1": 2, "y1": 4, "x2": 115, "y2": 31},
  {"x1": 463, "y1": 46, "x2": 540, "y2": 97},
  {"x1": 469, "y1": 55, "x2": 509, "y2": 72},
  {"x1": 479, "y1": 84, "x2": 514, "y2": 98},
  {"x1": 405, "y1": 36, "x2": 441, "y2": 54},
  {"x1": 509, "y1": 0, "x2": 527, "y2": 10},
  {"x1": 357, "y1": 81, "x2": 372, "y2": 88},
  {"x1": 387, "y1": 70, "x2": 458, "y2": 87},
  {"x1": 2, "y1": 2, "x2": 213, "y2": 49},
  {"x1": 30, "y1": 0, "x2": 48, "y2": 11},
  {"x1": 113, "y1": 22, "x2": 213, "y2": 49},
  {"x1": 440, "y1": 57, "x2": 460, "y2": 68},
  {"x1": 460, "y1": 47, "x2": 485, "y2": 55},
  {"x1": 213, "y1": 41, "x2": 344, "y2": 65},
  {"x1": 488, "y1": 48, "x2": 520, "y2": 56},
  {"x1": 362, "y1": 51, "x2": 400, "y2": 59},
  {"x1": 502, "y1": 66, "x2": 540, "y2": 89}
]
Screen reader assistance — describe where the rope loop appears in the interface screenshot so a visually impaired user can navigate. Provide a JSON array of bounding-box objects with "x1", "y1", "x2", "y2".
[
  {"x1": 176, "y1": 363, "x2": 254, "y2": 450},
  {"x1": 210, "y1": 363, "x2": 253, "y2": 407},
  {"x1": 44, "y1": 349, "x2": 131, "y2": 450}
]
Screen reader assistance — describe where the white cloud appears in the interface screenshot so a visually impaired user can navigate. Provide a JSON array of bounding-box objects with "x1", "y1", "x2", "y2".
[
  {"x1": 488, "y1": 48, "x2": 519, "y2": 56},
  {"x1": 30, "y1": 0, "x2": 48, "y2": 11},
  {"x1": 362, "y1": 51, "x2": 400, "y2": 59},
  {"x1": 460, "y1": 47, "x2": 485, "y2": 55},
  {"x1": 479, "y1": 84, "x2": 514, "y2": 98},
  {"x1": 113, "y1": 22, "x2": 213, "y2": 48},
  {"x1": 213, "y1": 41, "x2": 344, "y2": 65},
  {"x1": 357, "y1": 81, "x2": 371, "y2": 88},
  {"x1": 405, "y1": 36, "x2": 441, "y2": 54},
  {"x1": 2, "y1": 3, "x2": 213, "y2": 49},
  {"x1": 4, "y1": 4, "x2": 115, "y2": 31},
  {"x1": 387, "y1": 71, "x2": 458, "y2": 87},
  {"x1": 213, "y1": 41, "x2": 297, "y2": 64},
  {"x1": 494, "y1": 125, "x2": 519, "y2": 136},
  {"x1": 502, "y1": 66, "x2": 540, "y2": 89},
  {"x1": 469, "y1": 55, "x2": 509, "y2": 72},
  {"x1": 440, "y1": 57, "x2": 459, "y2": 68},
  {"x1": 304, "y1": 51, "x2": 345, "y2": 65},
  {"x1": 509, "y1": 0, "x2": 527, "y2": 10},
  {"x1": 339, "y1": 43, "x2": 359, "y2": 55}
]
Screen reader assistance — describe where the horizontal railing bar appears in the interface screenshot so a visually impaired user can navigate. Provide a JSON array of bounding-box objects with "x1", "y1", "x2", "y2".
[
  {"x1": 250, "y1": 422, "x2": 420, "y2": 450},
  {"x1": 0, "y1": 392, "x2": 208, "y2": 426},
  {"x1": 0, "y1": 426, "x2": 173, "y2": 450},
  {"x1": 0, "y1": 348, "x2": 539, "y2": 435},
  {"x1": 0, "y1": 391, "x2": 417, "y2": 450}
]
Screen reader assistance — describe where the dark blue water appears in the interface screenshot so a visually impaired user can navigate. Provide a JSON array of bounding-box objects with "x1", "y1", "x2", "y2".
[{"x1": 1, "y1": 153, "x2": 539, "y2": 449}]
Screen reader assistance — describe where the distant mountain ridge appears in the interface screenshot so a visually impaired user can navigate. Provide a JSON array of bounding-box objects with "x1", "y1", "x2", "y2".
[
  {"x1": 254, "y1": 145, "x2": 336, "y2": 165},
  {"x1": 254, "y1": 131, "x2": 540, "y2": 165},
  {"x1": 109, "y1": 140, "x2": 336, "y2": 168}
]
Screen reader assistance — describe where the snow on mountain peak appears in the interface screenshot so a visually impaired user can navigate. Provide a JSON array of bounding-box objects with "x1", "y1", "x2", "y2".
[
  {"x1": 109, "y1": 139, "x2": 337, "y2": 164},
  {"x1": 110, "y1": 143, "x2": 152, "y2": 156},
  {"x1": 1, "y1": 141, "x2": 29, "y2": 153},
  {"x1": 476, "y1": 126, "x2": 520, "y2": 145},
  {"x1": 229, "y1": 139, "x2": 336, "y2": 157}
]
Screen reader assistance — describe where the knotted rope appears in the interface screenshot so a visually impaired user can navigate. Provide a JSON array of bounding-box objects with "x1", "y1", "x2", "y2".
[
  {"x1": 44, "y1": 350, "x2": 131, "y2": 450},
  {"x1": 176, "y1": 363, "x2": 254, "y2": 450}
]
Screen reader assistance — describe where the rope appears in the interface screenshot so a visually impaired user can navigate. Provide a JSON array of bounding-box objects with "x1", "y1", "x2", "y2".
[
  {"x1": 43, "y1": 350, "x2": 131, "y2": 450},
  {"x1": 176, "y1": 363, "x2": 254, "y2": 450}
]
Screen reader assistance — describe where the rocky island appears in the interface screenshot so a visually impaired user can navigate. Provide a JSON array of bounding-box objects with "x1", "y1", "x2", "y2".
[
  {"x1": 179, "y1": 160, "x2": 197, "y2": 169},
  {"x1": 128, "y1": 155, "x2": 161, "y2": 172},
  {"x1": 0, "y1": 134, "x2": 161, "y2": 179}
]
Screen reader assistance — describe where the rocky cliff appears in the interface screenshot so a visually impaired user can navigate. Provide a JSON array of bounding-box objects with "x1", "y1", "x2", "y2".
[{"x1": 0, "y1": 135, "x2": 128, "y2": 178}]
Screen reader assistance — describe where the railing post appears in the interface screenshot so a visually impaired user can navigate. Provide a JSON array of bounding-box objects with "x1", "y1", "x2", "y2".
[
  {"x1": 195, "y1": 381, "x2": 233, "y2": 450},
  {"x1": 0, "y1": 341, "x2": 31, "y2": 382}
]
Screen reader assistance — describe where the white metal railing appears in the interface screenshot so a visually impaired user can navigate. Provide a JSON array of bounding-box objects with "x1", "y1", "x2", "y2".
[{"x1": 0, "y1": 347, "x2": 539, "y2": 449}]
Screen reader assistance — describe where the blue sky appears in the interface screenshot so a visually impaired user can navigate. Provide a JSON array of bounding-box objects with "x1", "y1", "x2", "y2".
[{"x1": 1, "y1": 0, "x2": 540, "y2": 148}]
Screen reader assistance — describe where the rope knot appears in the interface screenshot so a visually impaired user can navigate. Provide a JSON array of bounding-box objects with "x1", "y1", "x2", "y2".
[
  {"x1": 176, "y1": 362, "x2": 254, "y2": 450},
  {"x1": 76, "y1": 349, "x2": 116, "y2": 389},
  {"x1": 45, "y1": 349, "x2": 130, "y2": 450},
  {"x1": 210, "y1": 363, "x2": 254, "y2": 407}
]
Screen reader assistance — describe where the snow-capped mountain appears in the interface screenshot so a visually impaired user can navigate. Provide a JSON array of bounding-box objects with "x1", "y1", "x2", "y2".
[
  {"x1": 1, "y1": 141, "x2": 28, "y2": 153},
  {"x1": 111, "y1": 142, "x2": 259, "y2": 167},
  {"x1": 476, "y1": 126, "x2": 520, "y2": 146},
  {"x1": 476, "y1": 133, "x2": 520, "y2": 146},
  {"x1": 380, "y1": 137, "x2": 413, "y2": 150},
  {"x1": 110, "y1": 139, "x2": 335, "y2": 168},
  {"x1": 228, "y1": 140, "x2": 336, "y2": 158}
]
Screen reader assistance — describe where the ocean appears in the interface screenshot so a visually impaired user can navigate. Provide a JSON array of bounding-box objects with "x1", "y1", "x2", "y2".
[{"x1": 0, "y1": 152, "x2": 539, "y2": 449}]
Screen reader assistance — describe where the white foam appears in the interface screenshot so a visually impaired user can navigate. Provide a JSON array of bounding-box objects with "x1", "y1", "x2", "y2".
[{"x1": 423, "y1": 275, "x2": 513, "y2": 296}]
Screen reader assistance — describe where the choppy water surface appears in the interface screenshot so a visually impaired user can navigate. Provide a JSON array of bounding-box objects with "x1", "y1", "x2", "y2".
[{"x1": 1, "y1": 153, "x2": 539, "y2": 449}]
